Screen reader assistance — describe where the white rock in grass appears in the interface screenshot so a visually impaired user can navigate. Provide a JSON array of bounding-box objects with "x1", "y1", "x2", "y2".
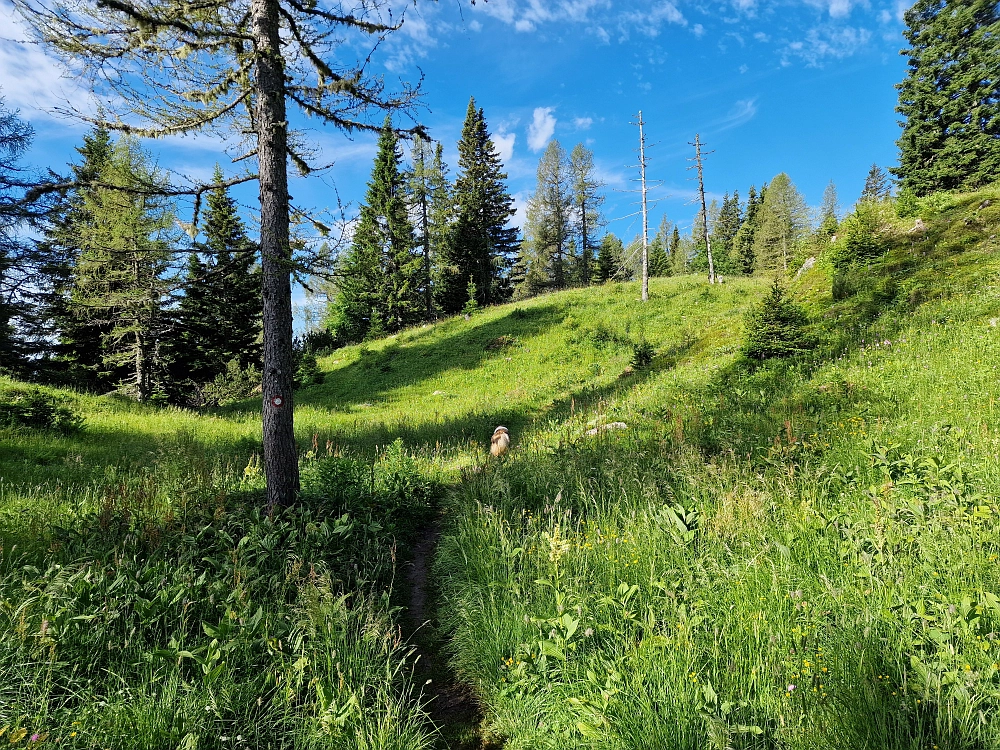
[{"x1": 585, "y1": 421, "x2": 628, "y2": 437}]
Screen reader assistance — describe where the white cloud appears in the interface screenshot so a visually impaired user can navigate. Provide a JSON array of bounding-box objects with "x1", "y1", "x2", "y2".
[
  {"x1": 739, "y1": 63, "x2": 749, "y2": 73},
  {"x1": 618, "y1": 1, "x2": 688, "y2": 39},
  {"x1": 693, "y1": 23, "x2": 705, "y2": 36},
  {"x1": 878, "y1": 0, "x2": 908, "y2": 23},
  {"x1": 573, "y1": 117, "x2": 594, "y2": 130},
  {"x1": 0, "y1": 2, "x2": 86, "y2": 118},
  {"x1": 468, "y1": 19, "x2": 482, "y2": 31},
  {"x1": 782, "y1": 25, "x2": 872, "y2": 65},
  {"x1": 512, "y1": 190, "x2": 530, "y2": 230},
  {"x1": 384, "y1": 5, "x2": 442, "y2": 72},
  {"x1": 527, "y1": 107, "x2": 556, "y2": 152},
  {"x1": 754, "y1": 31, "x2": 770, "y2": 41},
  {"x1": 714, "y1": 98, "x2": 758, "y2": 130},
  {"x1": 493, "y1": 130, "x2": 516, "y2": 162},
  {"x1": 827, "y1": 0, "x2": 853, "y2": 18}
]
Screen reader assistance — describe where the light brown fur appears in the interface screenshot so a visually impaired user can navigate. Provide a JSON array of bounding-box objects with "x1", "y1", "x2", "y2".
[{"x1": 490, "y1": 426, "x2": 510, "y2": 458}]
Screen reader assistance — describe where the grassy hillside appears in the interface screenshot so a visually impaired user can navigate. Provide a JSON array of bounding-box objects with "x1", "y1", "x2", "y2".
[
  {"x1": 1, "y1": 184, "x2": 999, "y2": 748},
  {"x1": 436, "y1": 186, "x2": 1000, "y2": 749}
]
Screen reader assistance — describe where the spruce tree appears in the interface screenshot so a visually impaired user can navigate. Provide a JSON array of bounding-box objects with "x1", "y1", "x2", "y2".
[
  {"x1": 712, "y1": 191, "x2": 742, "y2": 275},
  {"x1": 166, "y1": 167, "x2": 261, "y2": 394},
  {"x1": 329, "y1": 118, "x2": 421, "y2": 342},
  {"x1": 743, "y1": 276, "x2": 814, "y2": 360},
  {"x1": 648, "y1": 215, "x2": 671, "y2": 277},
  {"x1": 596, "y1": 233, "x2": 624, "y2": 282},
  {"x1": 0, "y1": 96, "x2": 34, "y2": 373},
  {"x1": 733, "y1": 185, "x2": 763, "y2": 276},
  {"x1": 893, "y1": 0, "x2": 1000, "y2": 195},
  {"x1": 437, "y1": 99, "x2": 518, "y2": 313}
]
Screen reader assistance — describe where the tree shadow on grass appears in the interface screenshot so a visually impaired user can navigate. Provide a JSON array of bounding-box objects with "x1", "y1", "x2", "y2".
[
  {"x1": 294, "y1": 335, "x2": 691, "y2": 458},
  {"x1": 298, "y1": 303, "x2": 575, "y2": 408}
]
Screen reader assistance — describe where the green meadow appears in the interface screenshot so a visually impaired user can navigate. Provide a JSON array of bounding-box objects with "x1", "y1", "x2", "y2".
[{"x1": 2, "y1": 186, "x2": 1000, "y2": 748}]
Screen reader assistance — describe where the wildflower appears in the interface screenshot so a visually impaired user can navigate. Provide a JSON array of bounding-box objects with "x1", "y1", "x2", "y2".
[{"x1": 787, "y1": 684, "x2": 796, "y2": 692}]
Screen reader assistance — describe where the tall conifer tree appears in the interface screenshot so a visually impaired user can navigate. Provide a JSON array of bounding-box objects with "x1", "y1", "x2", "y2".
[
  {"x1": 753, "y1": 174, "x2": 808, "y2": 273},
  {"x1": 73, "y1": 136, "x2": 175, "y2": 401},
  {"x1": 437, "y1": 99, "x2": 518, "y2": 313},
  {"x1": 670, "y1": 225, "x2": 685, "y2": 276},
  {"x1": 522, "y1": 140, "x2": 572, "y2": 293},
  {"x1": 329, "y1": 118, "x2": 421, "y2": 342},
  {"x1": 166, "y1": 166, "x2": 261, "y2": 393},
  {"x1": 648, "y1": 215, "x2": 672, "y2": 277},
  {"x1": 37, "y1": 125, "x2": 116, "y2": 387},
  {"x1": 712, "y1": 191, "x2": 742, "y2": 275},
  {"x1": 733, "y1": 185, "x2": 764, "y2": 275},
  {"x1": 894, "y1": 0, "x2": 1000, "y2": 195},
  {"x1": 569, "y1": 143, "x2": 604, "y2": 285}
]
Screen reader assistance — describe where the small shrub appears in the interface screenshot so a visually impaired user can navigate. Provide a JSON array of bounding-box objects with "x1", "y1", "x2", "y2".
[
  {"x1": 462, "y1": 277, "x2": 480, "y2": 316},
  {"x1": 742, "y1": 277, "x2": 815, "y2": 360},
  {"x1": 295, "y1": 351, "x2": 325, "y2": 388},
  {"x1": 202, "y1": 360, "x2": 261, "y2": 406},
  {"x1": 630, "y1": 338, "x2": 655, "y2": 369},
  {"x1": 485, "y1": 334, "x2": 518, "y2": 351},
  {"x1": 0, "y1": 387, "x2": 83, "y2": 433},
  {"x1": 895, "y1": 187, "x2": 919, "y2": 218}
]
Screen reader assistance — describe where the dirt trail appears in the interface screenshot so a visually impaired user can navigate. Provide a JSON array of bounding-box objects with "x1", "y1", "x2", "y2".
[{"x1": 405, "y1": 515, "x2": 500, "y2": 749}]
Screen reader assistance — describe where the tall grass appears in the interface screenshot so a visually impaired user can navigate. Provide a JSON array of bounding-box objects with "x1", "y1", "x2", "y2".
[
  {"x1": 0, "y1": 439, "x2": 440, "y2": 748},
  {"x1": 436, "y1": 187, "x2": 1000, "y2": 749}
]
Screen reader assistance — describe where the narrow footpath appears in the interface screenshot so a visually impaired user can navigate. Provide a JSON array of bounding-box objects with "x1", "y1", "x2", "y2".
[{"x1": 405, "y1": 514, "x2": 502, "y2": 750}]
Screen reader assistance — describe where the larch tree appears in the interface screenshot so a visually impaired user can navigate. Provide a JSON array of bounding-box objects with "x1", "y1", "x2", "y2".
[
  {"x1": 408, "y1": 134, "x2": 440, "y2": 320},
  {"x1": 860, "y1": 164, "x2": 891, "y2": 202},
  {"x1": 522, "y1": 139, "x2": 572, "y2": 293},
  {"x1": 74, "y1": 136, "x2": 175, "y2": 402},
  {"x1": 568, "y1": 143, "x2": 604, "y2": 285},
  {"x1": 426, "y1": 142, "x2": 453, "y2": 312},
  {"x1": 818, "y1": 180, "x2": 840, "y2": 238},
  {"x1": 893, "y1": 0, "x2": 999, "y2": 195},
  {"x1": 753, "y1": 173, "x2": 808, "y2": 273},
  {"x1": 38, "y1": 125, "x2": 116, "y2": 387},
  {"x1": 14, "y1": 0, "x2": 422, "y2": 506},
  {"x1": 669, "y1": 225, "x2": 685, "y2": 276}
]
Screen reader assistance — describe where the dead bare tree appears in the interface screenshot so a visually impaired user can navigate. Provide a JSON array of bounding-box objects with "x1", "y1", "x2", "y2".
[
  {"x1": 688, "y1": 134, "x2": 716, "y2": 284},
  {"x1": 634, "y1": 111, "x2": 650, "y2": 302},
  {"x1": 13, "y1": 0, "x2": 423, "y2": 508}
]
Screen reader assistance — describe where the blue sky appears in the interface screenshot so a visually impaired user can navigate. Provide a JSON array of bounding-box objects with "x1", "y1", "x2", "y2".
[{"x1": 1, "y1": 0, "x2": 909, "y2": 270}]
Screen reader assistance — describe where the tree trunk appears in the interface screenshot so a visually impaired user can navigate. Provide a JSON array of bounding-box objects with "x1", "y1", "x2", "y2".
[{"x1": 253, "y1": 0, "x2": 299, "y2": 509}]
